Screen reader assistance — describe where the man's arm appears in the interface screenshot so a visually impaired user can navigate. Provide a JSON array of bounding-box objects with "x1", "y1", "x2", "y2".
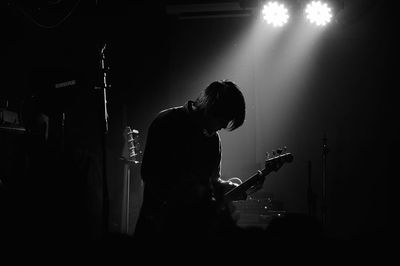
[{"x1": 209, "y1": 136, "x2": 247, "y2": 201}]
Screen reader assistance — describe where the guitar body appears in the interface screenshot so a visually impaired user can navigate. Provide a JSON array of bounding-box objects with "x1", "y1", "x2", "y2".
[{"x1": 135, "y1": 148, "x2": 293, "y2": 239}]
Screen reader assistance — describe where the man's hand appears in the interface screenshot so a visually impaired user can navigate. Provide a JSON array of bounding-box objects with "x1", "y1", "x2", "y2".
[
  {"x1": 217, "y1": 177, "x2": 240, "y2": 193},
  {"x1": 215, "y1": 177, "x2": 247, "y2": 201},
  {"x1": 212, "y1": 178, "x2": 244, "y2": 223}
]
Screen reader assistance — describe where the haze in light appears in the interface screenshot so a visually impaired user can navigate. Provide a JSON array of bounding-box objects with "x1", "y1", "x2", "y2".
[
  {"x1": 262, "y1": 1, "x2": 289, "y2": 27},
  {"x1": 305, "y1": 1, "x2": 333, "y2": 26}
]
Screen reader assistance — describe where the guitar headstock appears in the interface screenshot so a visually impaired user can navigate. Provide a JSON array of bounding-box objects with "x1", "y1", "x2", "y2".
[
  {"x1": 121, "y1": 126, "x2": 142, "y2": 164},
  {"x1": 265, "y1": 147, "x2": 294, "y2": 172}
]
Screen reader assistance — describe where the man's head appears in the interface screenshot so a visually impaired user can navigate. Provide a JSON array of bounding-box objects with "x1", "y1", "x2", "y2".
[{"x1": 194, "y1": 80, "x2": 246, "y2": 135}]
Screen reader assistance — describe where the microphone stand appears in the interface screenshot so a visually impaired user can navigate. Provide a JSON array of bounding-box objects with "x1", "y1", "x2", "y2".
[
  {"x1": 321, "y1": 131, "x2": 329, "y2": 228},
  {"x1": 96, "y1": 43, "x2": 110, "y2": 236}
]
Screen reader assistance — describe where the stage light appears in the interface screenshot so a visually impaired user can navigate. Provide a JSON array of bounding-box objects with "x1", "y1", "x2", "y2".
[
  {"x1": 261, "y1": 1, "x2": 290, "y2": 27},
  {"x1": 304, "y1": 1, "x2": 333, "y2": 26}
]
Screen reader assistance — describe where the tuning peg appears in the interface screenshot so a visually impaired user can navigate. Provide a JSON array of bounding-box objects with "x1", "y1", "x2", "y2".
[
  {"x1": 272, "y1": 150, "x2": 276, "y2": 156},
  {"x1": 277, "y1": 148, "x2": 283, "y2": 154},
  {"x1": 266, "y1": 152, "x2": 270, "y2": 159}
]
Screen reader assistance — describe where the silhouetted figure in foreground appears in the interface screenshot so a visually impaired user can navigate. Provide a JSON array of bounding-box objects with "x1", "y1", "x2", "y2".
[
  {"x1": 134, "y1": 80, "x2": 254, "y2": 244},
  {"x1": 131, "y1": 80, "x2": 328, "y2": 252}
]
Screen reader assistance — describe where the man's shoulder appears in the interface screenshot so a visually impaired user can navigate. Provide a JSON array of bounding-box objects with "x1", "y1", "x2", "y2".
[
  {"x1": 157, "y1": 105, "x2": 185, "y2": 120},
  {"x1": 159, "y1": 105, "x2": 184, "y2": 116},
  {"x1": 151, "y1": 105, "x2": 186, "y2": 127}
]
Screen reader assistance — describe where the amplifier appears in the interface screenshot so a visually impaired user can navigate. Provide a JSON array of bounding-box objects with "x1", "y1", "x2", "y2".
[
  {"x1": 232, "y1": 199, "x2": 287, "y2": 229},
  {"x1": 0, "y1": 108, "x2": 20, "y2": 125}
]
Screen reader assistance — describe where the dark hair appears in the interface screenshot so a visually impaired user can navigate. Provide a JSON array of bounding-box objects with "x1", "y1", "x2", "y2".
[{"x1": 194, "y1": 80, "x2": 246, "y2": 131}]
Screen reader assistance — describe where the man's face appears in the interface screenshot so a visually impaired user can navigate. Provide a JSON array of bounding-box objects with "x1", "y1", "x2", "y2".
[{"x1": 203, "y1": 114, "x2": 229, "y2": 136}]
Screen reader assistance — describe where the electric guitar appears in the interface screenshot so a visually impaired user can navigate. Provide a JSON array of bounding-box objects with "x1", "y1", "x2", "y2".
[
  {"x1": 138, "y1": 148, "x2": 293, "y2": 234},
  {"x1": 224, "y1": 148, "x2": 294, "y2": 202},
  {"x1": 120, "y1": 126, "x2": 142, "y2": 235}
]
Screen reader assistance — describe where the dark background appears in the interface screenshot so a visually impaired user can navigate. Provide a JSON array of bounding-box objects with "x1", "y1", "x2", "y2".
[{"x1": 1, "y1": 0, "x2": 390, "y2": 246}]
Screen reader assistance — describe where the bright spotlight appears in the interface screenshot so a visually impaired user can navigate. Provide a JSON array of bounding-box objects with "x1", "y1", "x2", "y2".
[
  {"x1": 305, "y1": 1, "x2": 333, "y2": 26},
  {"x1": 262, "y1": 1, "x2": 290, "y2": 27}
]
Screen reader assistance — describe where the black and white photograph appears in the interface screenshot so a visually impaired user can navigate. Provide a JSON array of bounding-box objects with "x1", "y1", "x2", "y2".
[{"x1": 1, "y1": 0, "x2": 389, "y2": 262}]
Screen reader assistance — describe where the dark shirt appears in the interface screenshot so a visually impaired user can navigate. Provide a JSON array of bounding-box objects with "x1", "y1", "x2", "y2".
[{"x1": 136, "y1": 101, "x2": 222, "y2": 238}]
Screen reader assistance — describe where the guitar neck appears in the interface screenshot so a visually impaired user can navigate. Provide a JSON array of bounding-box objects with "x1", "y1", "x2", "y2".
[{"x1": 224, "y1": 168, "x2": 272, "y2": 201}]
